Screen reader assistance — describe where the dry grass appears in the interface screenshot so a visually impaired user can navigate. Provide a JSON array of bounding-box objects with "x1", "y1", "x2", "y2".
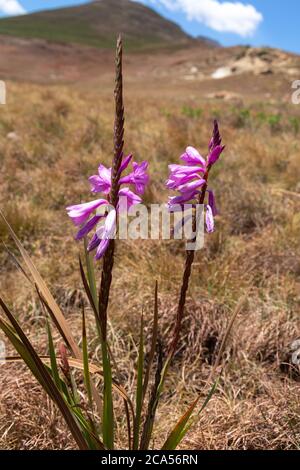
[{"x1": 1, "y1": 78, "x2": 300, "y2": 450}]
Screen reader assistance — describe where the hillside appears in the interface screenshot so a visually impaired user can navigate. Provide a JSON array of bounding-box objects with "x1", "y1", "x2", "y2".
[{"x1": 0, "y1": 0, "x2": 197, "y2": 50}]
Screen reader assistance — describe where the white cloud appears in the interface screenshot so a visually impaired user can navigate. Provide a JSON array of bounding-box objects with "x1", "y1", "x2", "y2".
[
  {"x1": 143, "y1": 0, "x2": 263, "y2": 37},
  {"x1": 0, "y1": 0, "x2": 26, "y2": 15}
]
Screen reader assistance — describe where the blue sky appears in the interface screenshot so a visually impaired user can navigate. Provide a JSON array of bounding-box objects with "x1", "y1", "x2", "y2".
[{"x1": 1, "y1": 0, "x2": 299, "y2": 54}]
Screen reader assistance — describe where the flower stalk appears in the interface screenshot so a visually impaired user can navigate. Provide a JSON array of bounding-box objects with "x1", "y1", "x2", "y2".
[
  {"x1": 140, "y1": 123, "x2": 225, "y2": 446},
  {"x1": 98, "y1": 34, "x2": 124, "y2": 339},
  {"x1": 168, "y1": 169, "x2": 209, "y2": 359},
  {"x1": 168, "y1": 120, "x2": 224, "y2": 359},
  {"x1": 66, "y1": 34, "x2": 149, "y2": 449},
  {"x1": 97, "y1": 34, "x2": 125, "y2": 449}
]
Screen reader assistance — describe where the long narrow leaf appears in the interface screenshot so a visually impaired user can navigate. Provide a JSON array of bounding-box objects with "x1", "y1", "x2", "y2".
[
  {"x1": 161, "y1": 380, "x2": 218, "y2": 450},
  {"x1": 37, "y1": 288, "x2": 72, "y2": 351},
  {"x1": 177, "y1": 380, "x2": 219, "y2": 445},
  {"x1": 84, "y1": 238, "x2": 98, "y2": 308},
  {"x1": 82, "y1": 305, "x2": 95, "y2": 418},
  {"x1": 0, "y1": 317, "x2": 47, "y2": 383},
  {"x1": 2, "y1": 242, "x2": 32, "y2": 284},
  {"x1": 142, "y1": 281, "x2": 158, "y2": 400},
  {"x1": 133, "y1": 315, "x2": 144, "y2": 450},
  {"x1": 101, "y1": 340, "x2": 114, "y2": 449},
  {"x1": 161, "y1": 295, "x2": 246, "y2": 450},
  {"x1": 4, "y1": 352, "x2": 135, "y2": 422},
  {"x1": 79, "y1": 256, "x2": 102, "y2": 336},
  {"x1": 46, "y1": 320, "x2": 61, "y2": 392}
]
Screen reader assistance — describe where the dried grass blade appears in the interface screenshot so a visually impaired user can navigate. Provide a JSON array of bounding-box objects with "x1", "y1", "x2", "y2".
[{"x1": 0, "y1": 210, "x2": 80, "y2": 357}]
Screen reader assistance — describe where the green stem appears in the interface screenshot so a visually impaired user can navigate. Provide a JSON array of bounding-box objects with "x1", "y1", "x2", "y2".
[{"x1": 84, "y1": 237, "x2": 98, "y2": 309}]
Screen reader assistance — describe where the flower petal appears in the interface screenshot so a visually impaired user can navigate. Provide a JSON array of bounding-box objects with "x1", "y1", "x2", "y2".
[
  {"x1": 66, "y1": 199, "x2": 108, "y2": 226},
  {"x1": 75, "y1": 215, "x2": 102, "y2": 240},
  {"x1": 166, "y1": 170, "x2": 203, "y2": 190},
  {"x1": 167, "y1": 190, "x2": 199, "y2": 210},
  {"x1": 95, "y1": 239, "x2": 110, "y2": 260},
  {"x1": 205, "y1": 205, "x2": 214, "y2": 233},
  {"x1": 120, "y1": 161, "x2": 149, "y2": 195},
  {"x1": 177, "y1": 178, "x2": 206, "y2": 193},
  {"x1": 119, "y1": 154, "x2": 133, "y2": 174},
  {"x1": 169, "y1": 164, "x2": 204, "y2": 174},
  {"x1": 102, "y1": 209, "x2": 117, "y2": 240},
  {"x1": 207, "y1": 189, "x2": 218, "y2": 216},
  {"x1": 118, "y1": 187, "x2": 142, "y2": 211},
  {"x1": 87, "y1": 233, "x2": 101, "y2": 252},
  {"x1": 180, "y1": 146, "x2": 206, "y2": 166},
  {"x1": 207, "y1": 145, "x2": 225, "y2": 166},
  {"x1": 89, "y1": 164, "x2": 112, "y2": 194}
]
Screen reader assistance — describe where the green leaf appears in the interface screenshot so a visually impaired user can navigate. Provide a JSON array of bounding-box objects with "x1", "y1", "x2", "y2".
[
  {"x1": 161, "y1": 380, "x2": 218, "y2": 450},
  {"x1": 46, "y1": 320, "x2": 61, "y2": 392},
  {"x1": 0, "y1": 317, "x2": 44, "y2": 382},
  {"x1": 82, "y1": 306, "x2": 95, "y2": 417},
  {"x1": 84, "y1": 237, "x2": 98, "y2": 309},
  {"x1": 101, "y1": 340, "x2": 114, "y2": 449},
  {"x1": 142, "y1": 281, "x2": 158, "y2": 400},
  {"x1": 133, "y1": 315, "x2": 144, "y2": 450},
  {"x1": 78, "y1": 256, "x2": 114, "y2": 448},
  {"x1": 79, "y1": 256, "x2": 103, "y2": 337}
]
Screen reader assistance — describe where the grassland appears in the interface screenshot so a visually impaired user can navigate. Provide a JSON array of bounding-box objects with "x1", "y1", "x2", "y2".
[{"x1": 0, "y1": 76, "x2": 300, "y2": 449}]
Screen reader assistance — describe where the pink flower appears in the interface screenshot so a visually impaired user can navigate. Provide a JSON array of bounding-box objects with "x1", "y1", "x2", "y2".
[
  {"x1": 166, "y1": 164, "x2": 205, "y2": 190},
  {"x1": 66, "y1": 199, "x2": 108, "y2": 225},
  {"x1": 167, "y1": 190, "x2": 199, "y2": 211},
  {"x1": 180, "y1": 146, "x2": 206, "y2": 167},
  {"x1": 120, "y1": 161, "x2": 149, "y2": 194},
  {"x1": 118, "y1": 154, "x2": 133, "y2": 174},
  {"x1": 67, "y1": 154, "x2": 149, "y2": 260},
  {"x1": 118, "y1": 187, "x2": 142, "y2": 211},
  {"x1": 176, "y1": 177, "x2": 206, "y2": 194},
  {"x1": 89, "y1": 165, "x2": 112, "y2": 194},
  {"x1": 166, "y1": 121, "x2": 223, "y2": 233}
]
